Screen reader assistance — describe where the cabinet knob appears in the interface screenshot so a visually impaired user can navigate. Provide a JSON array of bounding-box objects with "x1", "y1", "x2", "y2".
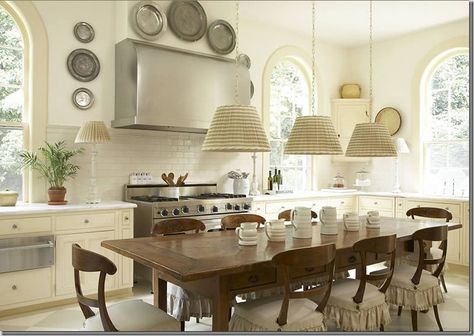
[
  {"x1": 337, "y1": 134, "x2": 340, "y2": 138},
  {"x1": 398, "y1": 203, "x2": 402, "y2": 206},
  {"x1": 374, "y1": 202, "x2": 378, "y2": 205},
  {"x1": 12, "y1": 224, "x2": 18, "y2": 229},
  {"x1": 445, "y1": 207, "x2": 450, "y2": 211},
  {"x1": 84, "y1": 219, "x2": 89, "y2": 224},
  {"x1": 248, "y1": 274, "x2": 259, "y2": 283},
  {"x1": 11, "y1": 285, "x2": 17, "y2": 290},
  {"x1": 124, "y1": 216, "x2": 129, "y2": 221},
  {"x1": 341, "y1": 201, "x2": 345, "y2": 205}
]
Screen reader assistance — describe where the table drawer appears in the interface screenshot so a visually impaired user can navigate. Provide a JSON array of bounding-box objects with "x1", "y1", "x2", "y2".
[
  {"x1": 291, "y1": 265, "x2": 325, "y2": 280},
  {"x1": 335, "y1": 252, "x2": 360, "y2": 269},
  {"x1": 0, "y1": 267, "x2": 52, "y2": 306},
  {"x1": 55, "y1": 212, "x2": 116, "y2": 231},
  {"x1": 228, "y1": 268, "x2": 276, "y2": 291},
  {"x1": 0, "y1": 217, "x2": 52, "y2": 236},
  {"x1": 406, "y1": 200, "x2": 461, "y2": 218},
  {"x1": 359, "y1": 196, "x2": 394, "y2": 211}
]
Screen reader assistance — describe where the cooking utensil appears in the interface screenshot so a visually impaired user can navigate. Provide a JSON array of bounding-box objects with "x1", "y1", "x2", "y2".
[
  {"x1": 161, "y1": 173, "x2": 170, "y2": 185},
  {"x1": 167, "y1": 172, "x2": 175, "y2": 186},
  {"x1": 181, "y1": 172, "x2": 188, "y2": 185},
  {"x1": 176, "y1": 175, "x2": 184, "y2": 187}
]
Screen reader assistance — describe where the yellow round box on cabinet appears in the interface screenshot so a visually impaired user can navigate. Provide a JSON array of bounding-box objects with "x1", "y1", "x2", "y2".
[{"x1": 340, "y1": 84, "x2": 361, "y2": 98}]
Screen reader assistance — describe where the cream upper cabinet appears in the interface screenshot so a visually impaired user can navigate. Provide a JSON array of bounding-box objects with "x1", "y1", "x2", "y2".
[{"x1": 331, "y1": 99, "x2": 370, "y2": 161}]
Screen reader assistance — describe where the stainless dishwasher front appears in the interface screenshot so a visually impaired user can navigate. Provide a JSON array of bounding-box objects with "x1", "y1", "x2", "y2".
[{"x1": 0, "y1": 235, "x2": 54, "y2": 273}]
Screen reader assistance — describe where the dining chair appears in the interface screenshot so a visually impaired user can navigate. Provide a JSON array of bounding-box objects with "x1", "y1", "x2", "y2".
[
  {"x1": 229, "y1": 244, "x2": 336, "y2": 332},
  {"x1": 325, "y1": 234, "x2": 397, "y2": 331},
  {"x1": 151, "y1": 218, "x2": 210, "y2": 330},
  {"x1": 404, "y1": 207, "x2": 452, "y2": 293},
  {"x1": 72, "y1": 244, "x2": 180, "y2": 332},
  {"x1": 385, "y1": 225, "x2": 448, "y2": 331},
  {"x1": 221, "y1": 213, "x2": 265, "y2": 230},
  {"x1": 277, "y1": 209, "x2": 317, "y2": 221}
]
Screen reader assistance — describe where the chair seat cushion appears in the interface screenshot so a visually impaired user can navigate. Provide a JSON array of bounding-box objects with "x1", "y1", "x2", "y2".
[
  {"x1": 82, "y1": 299, "x2": 180, "y2": 331},
  {"x1": 325, "y1": 279, "x2": 390, "y2": 331},
  {"x1": 168, "y1": 283, "x2": 212, "y2": 321},
  {"x1": 229, "y1": 296, "x2": 325, "y2": 332},
  {"x1": 385, "y1": 265, "x2": 444, "y2": 310},
  {"x1": 401, "y1": 249, "x2": 447, "y2": 273}
]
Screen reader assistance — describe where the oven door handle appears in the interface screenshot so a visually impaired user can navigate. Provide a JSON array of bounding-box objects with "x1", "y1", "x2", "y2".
[{"x1": 0, "y1": 241, "x2": 54, "y2": 252}]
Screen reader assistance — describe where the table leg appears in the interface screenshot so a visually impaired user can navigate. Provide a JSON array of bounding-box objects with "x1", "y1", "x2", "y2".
[
  {"x1": 152, "y1": 269, "x2": 167, "y2": 311},
  {"x1": 212, "y1": 278, "x2": 230, "y2": 331}
]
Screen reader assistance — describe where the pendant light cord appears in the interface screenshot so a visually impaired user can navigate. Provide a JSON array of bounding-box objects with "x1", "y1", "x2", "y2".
[
  {"x1": 234, "y1": 0, "x2": 240, "y2": 105},
  {"x1": 369, "y1": 0, "x2": 373, "y2": 117},
  {"x1": 311, "y1": 0, "x2": 316, "y2": 115}
]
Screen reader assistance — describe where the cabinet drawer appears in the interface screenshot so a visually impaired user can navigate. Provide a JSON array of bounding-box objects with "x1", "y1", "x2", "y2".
[
  {"x1": 228, "y1": 268, "x2": 276, "y2": 291},
  {"x1": 265, "y1": 202, "x2": 291, "y2": 215},
  {"x1": 252, "y1": 202, "x2": 265, "y2": 214},
  {"x1": 0, "y1": 217, "x2": 52, "y2": 236},
  {"x1": 121, "y1": 210, "x2": 133, "y2": 226},
  {"x1": 359, "y1": 196, "x2": 394, "y2": 211},
  {"x1": 406, "y1": 200, "x2": 461, "y2": 218},
  {"x1": 55, "y1": 212, "x2": 116, "y2": 231},
  {"x1": 0, "y1": 267, "x2": 52, "y2": 306}
]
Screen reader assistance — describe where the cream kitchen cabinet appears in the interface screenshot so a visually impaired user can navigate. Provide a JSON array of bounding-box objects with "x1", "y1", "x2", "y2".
[
  {"x1": 358, "y1": 196, "x2": 394, "y2": 217},
  {"x1": 331, "y1": 99, "x2": 370, "y2": 162},
  {"x1": 461, "y1": 202, "x2": 469, "y2": 265},
  {"x1": 326, "y1": 196, "x2": 355, "y2": 216},
  {"x1": 395, "y1": 197, "x2": 407, "y2": 218}
]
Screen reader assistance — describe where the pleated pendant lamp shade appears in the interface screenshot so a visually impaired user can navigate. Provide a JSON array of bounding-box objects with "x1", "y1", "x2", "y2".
[
  {"x1": 202, "y1": 105, "x2": 270, "y2": 152},
  {"x1": 75, "y1": 121, "x2": 111, "y2": 144},
  {"x1": 345, "y1": 123, "x2": 397, "y2": 157},
  {"x1": 284, "y1": 116, "x2": 343, "y2": 155}
]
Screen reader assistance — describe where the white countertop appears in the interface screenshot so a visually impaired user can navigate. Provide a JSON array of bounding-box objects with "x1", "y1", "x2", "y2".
[
  {"x1": 0, "y1": 201, "x2": 136, "y2": 216},
  {"x1": 253, "y1": 191, "x2": 469, "y2": 203}
]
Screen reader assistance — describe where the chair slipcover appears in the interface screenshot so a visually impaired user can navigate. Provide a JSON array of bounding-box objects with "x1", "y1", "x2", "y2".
[
  {"x1": 385, "y1": 264, "x2": 444, "y2": 311},
  {"x1": 82, "y1": 299, "x2": 180, "y2": 331},
  {"x1": 325, "y1": 279, "x2": 391, "y2": 331},
  {"x1": 229, "y1": 296, "x2": 326, "y2": 332},
  {"x1": 167, "y1": 283, "x2": 213, "y2": 321}
]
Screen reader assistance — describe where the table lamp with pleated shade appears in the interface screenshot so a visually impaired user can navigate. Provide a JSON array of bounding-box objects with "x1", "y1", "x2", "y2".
[{"x1": 75, "y1": 121, "x2": 111, "y2": 203}]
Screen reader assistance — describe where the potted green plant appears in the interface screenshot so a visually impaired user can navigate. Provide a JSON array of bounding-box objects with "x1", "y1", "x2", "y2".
[{"x1": 20, "y1": 141, "x2": 83, "y2": 204}]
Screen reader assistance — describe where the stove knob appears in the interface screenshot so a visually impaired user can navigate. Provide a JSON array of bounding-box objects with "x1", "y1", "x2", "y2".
[
  {"x1": 234, "y1": 204, "x2": 241, "y2": 211},
  {"x1": 243, "y1": 203, "x2": 251, "y2": 210},
  {"x1": 181, "y1": 206, "x2": 189, "y2": 214},
  {"x1": 212, "y1": 206, "x2": 219, "y2": 213},
  {"x1": 226, "y1": 203, "x2": 233, "y2": 210},
  {"x1": 198, "y1": 205, "x2": 205, "y2": 213},
  {"x1": 160, "y1": 209, "x2": 169, "y2": 217},
  {"x1": 172, "y1": 208, "x2": 180, "y2": 216}
]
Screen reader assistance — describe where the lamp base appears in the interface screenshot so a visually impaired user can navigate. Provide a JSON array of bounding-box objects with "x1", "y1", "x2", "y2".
[{"x1": 248, "y1": 153, "x2": 260, "y2": 196}]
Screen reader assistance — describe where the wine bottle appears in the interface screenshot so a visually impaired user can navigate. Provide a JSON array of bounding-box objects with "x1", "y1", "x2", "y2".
[
  {"x1": 277, "y1": 169, "x2": 282, "y2": 190},
  {"x1": 272, "y1": 168, "x2": 278, "y2": 191},
  {"x1": 267, "y1": 170, "x2": 273, "y2": 191}
]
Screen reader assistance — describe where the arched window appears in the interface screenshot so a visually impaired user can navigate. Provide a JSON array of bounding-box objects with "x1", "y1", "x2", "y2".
[
  {"x1": 423, "y1": 51, "x2": 469, "y2": 195},
  {"x1": 268, "y1": 59, "x2": 311, "y2": 191},
  {"x1": 0, "y1": 5, "x2": 24, "y2": 199}
]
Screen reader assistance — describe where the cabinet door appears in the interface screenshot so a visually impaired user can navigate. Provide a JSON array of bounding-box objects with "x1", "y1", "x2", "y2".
[
  {"x1": 461, "y1": 202, "x2": 469, "y2": 266},
  {"x1": 55, "y1": 230, "x2": 117, "y2": 296}
]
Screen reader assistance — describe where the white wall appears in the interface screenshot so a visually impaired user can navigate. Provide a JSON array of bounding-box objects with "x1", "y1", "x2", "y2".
[
  {"x1": 32, "y1": 0, "x2": 349, "y2": 202},
  {"x1": 338, "y1": 19, "x2": 469, "y2": 193}
]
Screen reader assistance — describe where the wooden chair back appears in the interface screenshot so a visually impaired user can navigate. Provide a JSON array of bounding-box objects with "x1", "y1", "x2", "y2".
[
  {"x1": 151, "y1": 218, "x2": 205, "y2": 236},
  {"x1": 272, "y1": 244, "x2": 336, "y2": 326},
  {"x1": 411, "y1": 225, "x2": 448, "y2": 285},
  {"x1": 352, "y1": 234, "x2": 397, "y2": 303},
  {"x1": 72, "y1": 243, "x2": 117, "y2": 331},
  {"x1": 406, "y1": 207, "x2": 452, "y2": 222},
  {"x1": 278, "y1": 209, "x2": 317, "y2": 221},
  {"x1": 220, "y1": 214, "x2": 266, "y2": 230}
]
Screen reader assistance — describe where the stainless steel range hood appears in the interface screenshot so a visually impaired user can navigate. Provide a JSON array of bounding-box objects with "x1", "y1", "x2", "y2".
[{"x1": 112, "y1": 39, "x2": 250, "y2": 134}]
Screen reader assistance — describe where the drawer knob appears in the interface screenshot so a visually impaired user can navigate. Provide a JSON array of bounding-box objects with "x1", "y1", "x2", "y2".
[
  {"x1": 11, "y1": 285, "x2": 17, "y2": 290},
  {"x1": 348, "y1": 255, "x2": 356, "y2": 263},
  {"x1": 341, "y1": 201, "x2": 345, "y2": 205},
  {"x1": 124, "y1": 216, "x2": 129, "y2": 221},
  {"x1": 374, "y1": 202, "x2": 378, "y2": 205},
  {"x1": 398, "y1": 203, "x2": 402, "y2": 206},
  {"x1": 305, "y1": 267, "x2": 315, "y2": 273},
  {"x1": 84, "y1": 219, "x2": 89, "y2": 224},
  {"x1": 248, "y1": 274, "x2": 259, "y2": 283},
  {"x1": 12, "y1": 224, "x2": 18, "y2": 229},
  {"x1": 445, "y1": 207, "x2": 449, "y2": 211}
]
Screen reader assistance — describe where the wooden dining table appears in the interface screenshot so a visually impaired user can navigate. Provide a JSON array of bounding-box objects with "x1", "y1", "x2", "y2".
[{"x1": 102, "y1": 216, "x2": 461, "y2": 331}]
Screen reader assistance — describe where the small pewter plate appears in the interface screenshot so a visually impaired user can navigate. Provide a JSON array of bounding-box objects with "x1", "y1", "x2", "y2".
[
  {"x1": 167, "y1": 0, "x2": 207, "y2": 41},
  {"x1": 237, "y1": 53, "x2": 251, "y2": 69},
  {"x1": 73, "y1": 22, "x2": 95, "y2": 43},
  {"x1": 133, "y1": 1, "x2": 167, "y2": 41},
  {"x1": 67, "y1": 48, "x2": 100, "y2": 82},
  {"x1": 207, "y1": 19, "x2": 236, "y2": 55},
  {"x1": 72, "y1": 88, "x2": 94, "y2": 110},
  {"x1": 250, "y1": 80, "x2": 254, "y2": 99}
]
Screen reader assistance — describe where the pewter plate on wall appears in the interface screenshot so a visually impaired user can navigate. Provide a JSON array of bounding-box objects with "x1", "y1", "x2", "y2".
[
  {"x1": 73, "y1": 22, "x2": 95, "y2": 43},
  {"x1": 207, "y1": 19, "x2": 236, "y2": 55},
  {"x1": 167, "y1": 0, "x2": 207, "y2": 41},
  {"x1": 250, "y1": 80, "x2": 254, "y2": 99},
  {"x1": 67, "y1": 48, "x2": 100, "y2": 82},
  {"x1": 237, "y1": 53, "x2": 251, "y2": 69},
  {"x1": 133, "y1": 1, "x2": 167, "y2": 41},
  {"x1": 72, "y1": 88, "x2": 94, "y2": 110}
]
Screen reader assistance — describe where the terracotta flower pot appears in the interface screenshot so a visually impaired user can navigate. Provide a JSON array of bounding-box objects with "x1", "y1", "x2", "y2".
[{"x1": 48, "y1": 187, "x2": 67, "y2": 205}]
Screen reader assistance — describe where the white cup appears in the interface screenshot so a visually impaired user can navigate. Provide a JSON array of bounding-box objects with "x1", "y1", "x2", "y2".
[{"x1": 265, "y1": 219, "x2": 286, "y2": 242}]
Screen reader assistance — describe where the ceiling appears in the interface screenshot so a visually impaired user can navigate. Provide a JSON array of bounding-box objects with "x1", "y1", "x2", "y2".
[{"x1": 240, "y1": 1, "x2": 469, "y2": 47}]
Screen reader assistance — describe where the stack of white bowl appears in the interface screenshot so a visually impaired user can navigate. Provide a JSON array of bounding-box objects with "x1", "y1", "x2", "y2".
[
  {"x1": 235, "y1": 222, "x2": 258, "y2": 246},
  {"x1": 366, "y1": 210, "x2": 381, "y2": 229}
]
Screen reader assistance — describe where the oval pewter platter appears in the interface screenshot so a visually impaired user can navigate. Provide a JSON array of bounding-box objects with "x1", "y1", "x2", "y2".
[
  {"x1": 207, "y1": 19, "x2": 236, "y2": 55},
  {"x1": 67, "y1": 48, "x2": 100, "y2": 82},
  {"x1": 167, "y1": 0, "x2": 207, "y2": 41},
  {"x1": 73, "y1": 22, "x2": 95, "y2": 43},
  {"x1": 133, "y1": 1, "x2": 167, "y2": 41}
]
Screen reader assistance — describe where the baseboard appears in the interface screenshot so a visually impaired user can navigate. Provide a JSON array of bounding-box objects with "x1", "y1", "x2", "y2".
[{"x1": 446, "y1": 263, "x2": 469, "y2": 276}]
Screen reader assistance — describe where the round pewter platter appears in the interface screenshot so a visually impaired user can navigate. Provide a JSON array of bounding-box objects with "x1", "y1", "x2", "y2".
[
  {"x1": 133, "y1": 1, "x2": 167, "y2": 41},
  {"x1": 375, "y1": 107, "x2": 402, "y2": 136},
  {"x1": 72, "y1": 88, "x2": 94, "y2": 110},
  {"x1": 73, "y1": 22, "x2": 95, "y2": 43},
  {"x1": 167, "y1": 0, "x2": 207, "y2": 41},
  {"x1": 67, "y1": 48, "x2": 100, "y2": 82},
  {"x1": 237, "y1": 53, "x2": 251, "y2": 69},
  {"x1": 207, "y1": 19, "x2": 236, "y2": 55}
]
